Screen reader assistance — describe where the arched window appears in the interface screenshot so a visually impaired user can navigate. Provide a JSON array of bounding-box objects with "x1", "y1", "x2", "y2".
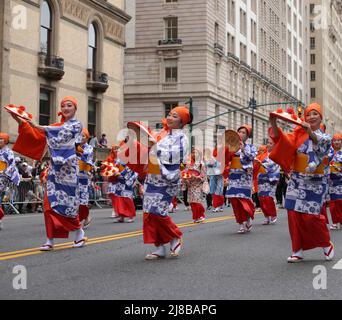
[
  {"x1": 88, "y1": 23, "x2": 97, "y2": 70},
  {"x1": 40, "y1": 0, "x2": 52, "y2": 54}
]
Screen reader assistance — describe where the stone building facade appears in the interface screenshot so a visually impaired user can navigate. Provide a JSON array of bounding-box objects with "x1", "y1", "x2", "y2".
[{"x1": 0, "y1": 0, "x2": 130, "y2": 147}]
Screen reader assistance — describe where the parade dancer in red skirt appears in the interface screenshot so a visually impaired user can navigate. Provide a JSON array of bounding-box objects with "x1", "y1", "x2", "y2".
[
  {"x1": 0, "y1": 132, "x2": 20, "y2": 230},
  {"x1": 11, "y1": 97, "x2": 87, "y2": 250},
  {"x1": 269, "y1": 103, "x2": 334, "y2": 262}
]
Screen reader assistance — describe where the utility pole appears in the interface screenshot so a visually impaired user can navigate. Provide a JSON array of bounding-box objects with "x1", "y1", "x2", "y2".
[
  {"x1": 185, "y1": 97, "x2": 193, "y2": 149},
  {"x1": 249, "y1": 82, "x2": 257, "y2": 145}
]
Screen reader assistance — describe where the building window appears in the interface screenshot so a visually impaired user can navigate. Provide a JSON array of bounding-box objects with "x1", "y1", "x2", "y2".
[
  {"x1": 88, "y1": 23, "x2": 97, "y2": 70},
  {"x1": 227, "y1": 0, "x2": 235, "y2": 26},
  {"x1": 40, "y1": 0, "x2": 52, "y2": 54},
  {"x1": 310, "y1": 37, "x2": 315, "y2": 49},
  {"x1": 164, "y1": 17, "x2": 178, "y2": 40},
  {"x1": 310, "y1": 4, "x2": 315, "y2": 14},
  {"x1": 165, "y1": 0, "x2": 177, "y2": 2},
  {"x1": 88, "y1": 99, "x2": 98, "y2": 137},
  {"x1": 311, "y1": 71, "x2": 316, "y2": 81},
  {"x1": 310, "y1": 54, "x2": 315, "y2": 64},
  {"x1": 165, "y1": 59, "x2": 178, "y2": 82},
  {"x1": 311, "y1": 88, "x2": 316, "y2": 98},
  {"x1": 227, "y1": 32, "x2": 235, "y2": 54},
  {"x1": 39, "y1": 89, "x2": 52, "y2": 125},
  {"x1": 240, "y1": 9, "x2": 246, "y2": 35},
  {"x1": 164, "y1": 102, "x2": 178, "y2": 117}
]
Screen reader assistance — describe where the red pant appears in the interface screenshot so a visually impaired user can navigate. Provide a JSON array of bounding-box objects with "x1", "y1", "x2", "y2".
[
  {"x1": 259, "y1": 196, "x2": 277, "y2": 217},
  {"x1": 320, "y1": 202, "x2": 329, "y2": 224},
  {"x1": 190, "y1": 202, "x2": 205, "y2": 220},
  {"x1": 78, "y1": 205, "x2": 89, "y2": 222},
  {"x1": 44, "y1": 194, "x2": 81, "y2": 239},
  {"x1": 0, "y1": 207, "x2": 4, "y2": 220},
  {"x1": 230, "y1": 198, "x2": 255, "y2": 224},
  {"x1": 110, "y1": 194, "x2": 136, "y2": 218},
  {"x1": 212, "y1": 195, "x2": 224, "y2": 208},
  {"x1": 143, "y1": 213, "x2": 182, "y2": 247},
  {"x1": 287, "y1": 210, "x2": 331, "y2": 252},
  {"x1": 330, "y1": 200, "x2": 342, "y2": 224}
]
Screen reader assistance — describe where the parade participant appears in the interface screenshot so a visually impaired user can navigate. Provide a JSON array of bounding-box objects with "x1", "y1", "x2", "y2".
[
  {"x1": 108, "y1": 158, "x2": 138, "y2": 223},
  {"x1": 103, "y1": 144, "x2": 120, "y2": 218},
  {"x1": 77, "y1": 128, "x2": 94, "y2": 229},
  {"x1": 205, "y1": 148, "x2": 224, "y2": 213},
  {"x1": 11, "y1": 96, "x2": 86, "y2": 250},
  {"x1": 182, "y1": 148, "x2": 207, "y2": 223},
  {"x1": 253, "y1": 146, "x2": 266, "y2": 213},
  {"x1": 269, "y1": 103, "x2": 334, "y2": 262},
  {"x1": 0, "y1": 132, "x2": 20, "y2": 230},
  {"x1": 226, "y1": 125, "x2": 257, "y2": 234},
  {"x1": 122, "y1": 106, "x2": 191, "y2": 260},
  {"x1": 328, "y1": 133, "x2": 342, "y2": 230},
  {"x1": 256, "y1": 140, "x2": 280, "y2": 225}
]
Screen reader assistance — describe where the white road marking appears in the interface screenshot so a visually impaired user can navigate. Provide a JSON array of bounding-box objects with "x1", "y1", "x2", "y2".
[{"x1": 332, "y1": 258, "x2": 342, "y2": 270}]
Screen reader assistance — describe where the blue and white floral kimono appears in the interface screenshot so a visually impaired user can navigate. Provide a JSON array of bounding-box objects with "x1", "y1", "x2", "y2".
[
  {"x1": 143, "y1": 129, "x2": 188, "y2": 216},
  {"x1": 0, "y1": 146, "x2": 20, "y2": 192},
  {"x1": 258, "y1": 157, "x2": 280, "y2": 198},
  {"x1": 107, "y1": 159, "x2": 138, "y2": 199},
  {"x1": 46, "y1": 119, "x2": 83, "y2": 218},
  {"x1": 329, "y1": 148, "x2": 342, "y2": 202},
  {"x1": 78, "y1": 143, "x2": 94, "y2": 206},
  {"x1": 226, "y1": 143, "x2": 257, "y2": 199},
  {"x1": 285, "y1": 129, "x2": 331, "y2": 215}
]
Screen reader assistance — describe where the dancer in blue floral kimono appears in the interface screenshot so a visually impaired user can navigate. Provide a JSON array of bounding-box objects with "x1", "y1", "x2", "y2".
[
  {"x1": 269, "y1": 103, "x2": 334, "y2": 263},
  {"x1": 226, "y1": 125, "x2": 257, "y2": 234},
  {"x1": 256, "y1": 139, "x2": 280, "y2": 225},
  {"x1": 328, "y1": 133, "x2": 342, "y2": 230},
  {"x1": 0, "y1": 132, "x2": 20, "y2": 230},
  {"x1": 122, "y1": 107, "x2": 191, "y2": 260},
  {"x1": 109, "y1": 158, "x2": 138, "y2": 223},
  {"x1": 77, "y1": 128, "x2": 94, "y2": 229},
  {"x1": 11, "y1": 96, "x2": 87, "y2": 251}
]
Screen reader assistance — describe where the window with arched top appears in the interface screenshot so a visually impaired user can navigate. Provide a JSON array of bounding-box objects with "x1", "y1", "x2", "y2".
[
  {"x1": 88, "y1": 23, "x2": 97, "y2": 70},
  {"x1": 40, "y1": 0, "x2": 52, "y2": 54}
]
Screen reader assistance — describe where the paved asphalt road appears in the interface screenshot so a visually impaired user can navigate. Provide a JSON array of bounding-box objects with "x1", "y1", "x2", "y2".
[{"x1": 0, "y1": 205, "x2": 342, "y2": 300}]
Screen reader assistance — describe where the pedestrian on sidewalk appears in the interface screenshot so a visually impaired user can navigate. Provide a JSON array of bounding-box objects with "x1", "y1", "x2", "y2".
[
  {"x1": 269, "y1": 103, "x2": 334, "y2": 262},
  {"x1": 11, "y1": 96, "x2": 87, "y2": 250}
]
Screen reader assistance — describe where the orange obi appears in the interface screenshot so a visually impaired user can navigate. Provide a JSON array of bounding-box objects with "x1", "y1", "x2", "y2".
[
  {"x1": 230, "y1": 156, "x2": 242, "y2": 169},
  {"x1": 148, "y1": 155, "x2": 161, "y2": 175},
  {"x1": 293, "y1": 153, "x2": 326, "y2": 175},
  {"x1": 0, "y1": 161, "x2": 7, "y2": 172},
  {"x1": 79, "y1": 160, "x2": 92, "y2": 172},
  {"x1": 258, "y1": 166, "x2": 267, "y2": 174},
  {"x1": 331, "y1": 162, "x2": 341, "y2": 174}
]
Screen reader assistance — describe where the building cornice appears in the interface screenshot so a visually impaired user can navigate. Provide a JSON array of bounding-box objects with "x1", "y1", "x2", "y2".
[
  {"x1": 21, "y1": 0, "x2": 40, "y2": 8},
  {"x1": 84, "y1": 0, "x2": 131, "y2": 24}
]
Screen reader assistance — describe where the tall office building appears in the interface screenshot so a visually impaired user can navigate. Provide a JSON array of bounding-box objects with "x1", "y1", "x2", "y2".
[{"x1": 124, "y1": 0, "x2": 310, "y2": 146}]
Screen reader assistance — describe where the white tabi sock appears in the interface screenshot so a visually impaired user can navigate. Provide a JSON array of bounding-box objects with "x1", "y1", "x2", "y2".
[
  {"x1": 45, "y1": 238, "x2": 54, "y2": 246},
  {"x1": 293, "y1": 249, "x2": 303, "y2": 258},
  {"x1": 74, "y1": 228, "x2": 85, "y2": 242},
  {"x1": 152, "y1": 245, "x2": 166, "y2": 257}
]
